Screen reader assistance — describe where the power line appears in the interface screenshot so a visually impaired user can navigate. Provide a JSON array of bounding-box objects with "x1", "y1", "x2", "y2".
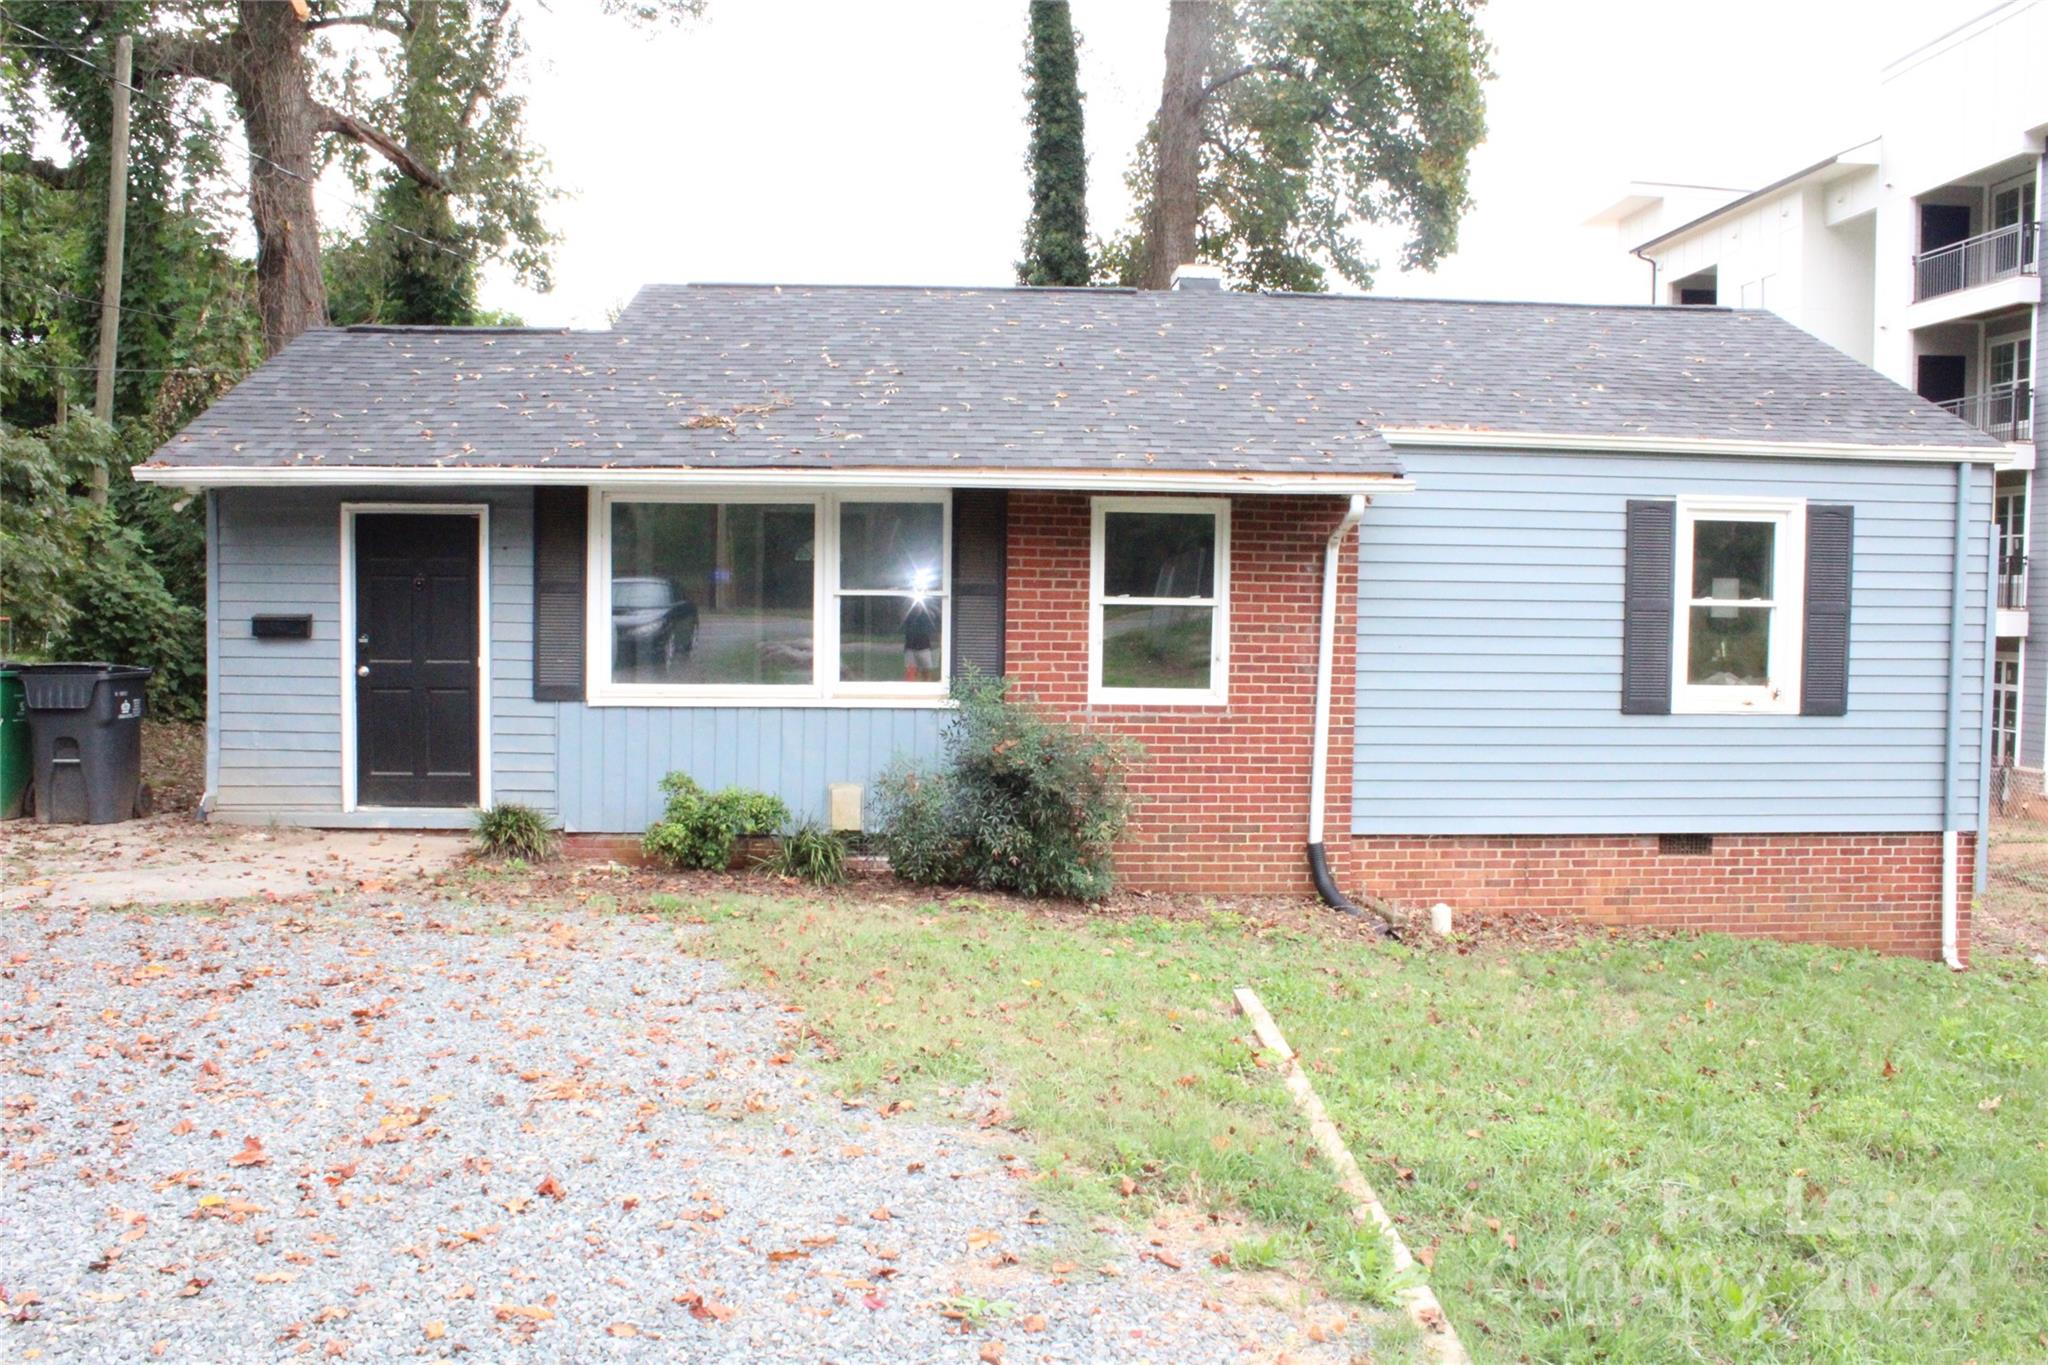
[
  {"x1": 3, "y1": 15, "x2": 473, "y2": 265},
  {"x1": 19, "y1": 282, "x2": 245, "y2": 330}
]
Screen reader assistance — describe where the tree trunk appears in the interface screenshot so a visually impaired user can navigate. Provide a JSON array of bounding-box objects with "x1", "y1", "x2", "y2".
[
  {"x1": 1140, "y1": 0, "x2": 1214, "y2": 290},
  {"x1": 232, "y1": 1, "x2": 329, "y2": 353}
]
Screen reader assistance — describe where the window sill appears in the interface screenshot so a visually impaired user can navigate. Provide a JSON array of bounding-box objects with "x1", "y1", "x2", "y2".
[
  {"x1": 580, "y1": 688, "x2": 955, "y2": 710},
  {"x1": 1671, "y1": 690, "x2": 1800, "y2": 716},
  {"x1": 1086, "y1": 688, "x2": 1231, "y2": 708}
]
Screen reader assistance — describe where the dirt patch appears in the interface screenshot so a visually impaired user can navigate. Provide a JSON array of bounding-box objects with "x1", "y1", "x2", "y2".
[
  {"x1": 141, "y1": 719, "x2": 205, "y2": 815},
  {"x1": 1, "y1": 814, "x2": 464, "y2": 910},
  {"x1": 1985, "y1": 822, "x2": 2048, "y2": 962}
]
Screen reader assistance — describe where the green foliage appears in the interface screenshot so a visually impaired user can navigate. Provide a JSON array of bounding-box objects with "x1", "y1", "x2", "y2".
[
  {"x1": 642, "y1": 773, "x2": 791, "y2": 871},
  {"x1": 761, "y1": 821, "x2": 849, "y2": 886},
  {"x1": 872, "y1": 672, "x2": 1139, "y2": 901},
  {"x1": 1017, "y1": 0, "x2": 1090, "y2": 287},
  {"x1": 52, "y1": 516, "x2": 204, "y2": 717},
  {"x1": 1104, "y1": 0, "x2": 1491, "y2": 292},
  {"x1": 473, "y1": 802, "x2": 558, "y2": 861}
]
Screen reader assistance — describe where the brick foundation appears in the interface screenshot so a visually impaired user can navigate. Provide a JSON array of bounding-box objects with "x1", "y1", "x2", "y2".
[
  {"x1": 1347, "y1": 832, "x2": 1972, "y2": 961},
  {"x1": 1004, "y1": 491, "x2": 1357, "y2": 895}
]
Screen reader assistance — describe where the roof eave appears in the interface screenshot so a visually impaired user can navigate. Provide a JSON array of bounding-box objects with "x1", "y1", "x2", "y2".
[
  {"x1": 131, "y1": 463, "x2": 1415, "y2": 496},
  {"x1": 1378, "y1": 427, "x2": 2011, "y2": 465}
]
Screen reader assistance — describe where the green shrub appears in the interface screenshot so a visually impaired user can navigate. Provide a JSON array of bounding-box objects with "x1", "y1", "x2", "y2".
[
  {"x1": 872, "y1": 672, "x2": 1139, "y2": 900},
  {"x1": 642, "y1": 773, "x2": 790, "y2": 871},
  {"x1": 762, "y1": 821, "x2": 849, "y2": 886},
  {"x1": 473, "y1": 802, "x2": 557, "y2": 861}
]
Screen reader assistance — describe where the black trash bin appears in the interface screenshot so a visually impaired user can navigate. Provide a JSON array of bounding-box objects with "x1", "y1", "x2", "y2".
[{"x1": 19, "y1": 663, "x2": 152, "y2": 824}]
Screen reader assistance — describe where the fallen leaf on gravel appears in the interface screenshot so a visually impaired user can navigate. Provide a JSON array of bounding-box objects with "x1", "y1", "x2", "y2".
[
  {"x1": 1021, "y1": 1314, "x2": 1047, "y2": 1332},
  {"x1": 311, "y1": 1307, "x2": 348, "y2": 1324},
  {"x1": 174, "y1": 1279, "x2": 209, "y2": 1298},
  {"x1": 869, "y1": 1207, "x2": 893, "y2": 1221},
  {"x1": 766, "y1": 1249, "x2": 808, "y2": 1264},
  {"x1": 1048, "y1": 1260, "x2": 1076, "y2": 1275},
  {"x1": 252, "y1": 1272, "x2": 297, "y2": 1285},
  {"x1": 965, "y1": 1229, "x2": 1000, "y2": 1250},
  {"x1": 447, "y1": 1284, "x2": 475, "y2": 1301},
  {"x1": 673, "y1": 1292, "x2": 737, "y2": 1323},
  {"x1": 536, "y1": 1174, "x2": 565, "y2": 1200},
  {"x1": 227, "y1": 1136, "x2": 268, "y2": 1167},
  {"x1": 606, "y1": 1323, "x2": 638, "y2": 1337},
  {"x1": 979, "y1": 1343, "x2": 1005, "y2": 1363},
  {"x1": 799, "y1": 1234, "x2": 837, "y2": 1249},
  {"x1": 863, "y1": 1293, "x2": 886, "y2": 1310},
  {"x1": 493, "y1": 1304, "x2": 554, "y2": 1323},
  {"x1": 170, "y1": 1119, "x2": 193, "y2": 1136},
  {"x1": 1144, "y1": 1250, "x2": 1182, "y2": 1270},
  {"x1": 1118, "y1": 1176, "x2": 1136, "y2": 1197}
]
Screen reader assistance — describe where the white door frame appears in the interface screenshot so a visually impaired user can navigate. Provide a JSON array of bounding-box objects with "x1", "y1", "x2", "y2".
[{"x1": 339, "y1": 503, "x2": 493, "y2": 813}]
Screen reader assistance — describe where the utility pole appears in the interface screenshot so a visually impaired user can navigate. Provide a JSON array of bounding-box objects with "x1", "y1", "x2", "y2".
[{"x1": 90, "y1": 33, "x2": 133, "y2": 505}]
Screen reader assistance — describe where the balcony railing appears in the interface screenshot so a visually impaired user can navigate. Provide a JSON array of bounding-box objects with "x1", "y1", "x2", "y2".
[
  {"x1": 1999, "y1": 553, "x2": 2029, "y2": 611},
  {"x1": 1938, "y1": 383, "x2": 2033, "y2": 442},
  {"x1": 1913, "y1": 221, "x2": 2040, "y2": 301}
]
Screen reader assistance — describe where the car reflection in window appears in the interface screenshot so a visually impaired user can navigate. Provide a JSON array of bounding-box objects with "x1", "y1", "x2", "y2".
[{"x1": 612, "y1": 576, "x2": 700, "y2": 680}]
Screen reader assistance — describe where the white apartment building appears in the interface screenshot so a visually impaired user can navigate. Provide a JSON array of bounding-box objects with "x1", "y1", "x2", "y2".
[{"x1": 1595, "y1": 1, "x2": 2047, "y2": 782}]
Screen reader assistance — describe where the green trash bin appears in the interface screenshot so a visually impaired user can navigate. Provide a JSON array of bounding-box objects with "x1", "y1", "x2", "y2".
[{"x1": 0, "y1": 665, "x2": 26, "y2": 819}]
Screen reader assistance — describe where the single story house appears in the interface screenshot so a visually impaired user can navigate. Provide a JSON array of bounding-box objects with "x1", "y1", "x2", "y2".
[{"x1": 136, "y1": 277, "x2": 2008, "y2": 962}]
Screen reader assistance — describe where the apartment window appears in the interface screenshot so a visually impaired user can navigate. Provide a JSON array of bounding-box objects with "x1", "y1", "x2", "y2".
[
  {"x1": 1089, "y1": 497, "x2": 1229, "y2": 704},
  {"x1": 1994, "y1": 647, "x2": 2021, "y2": 765},
  {"x1": 592, "y1": 491, "x2": 949, "y2": 703},
  {"x1": 1672, "y1": 497, "x2": 1805, "y2": 715}
]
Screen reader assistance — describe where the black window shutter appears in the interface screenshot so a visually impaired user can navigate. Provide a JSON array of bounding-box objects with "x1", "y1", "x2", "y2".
[
  {"x1": 532, "y1": 487, "x2": 588, "y2": 702},
  {"x1": 1801, "y1": 503, "x2": 1853, "y2": 716},
  {"x1": 950, "y1": 490, "x2": 1007, "y2": 681},
  {"x1": 1621, "y1": 499, "x2": 1676, "y2": 715}
]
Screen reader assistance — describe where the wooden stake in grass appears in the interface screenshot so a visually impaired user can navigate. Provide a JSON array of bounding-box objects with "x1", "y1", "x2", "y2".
[{"x1": 1234, "y1": 986, "x2": 1469, "y2": 1365}]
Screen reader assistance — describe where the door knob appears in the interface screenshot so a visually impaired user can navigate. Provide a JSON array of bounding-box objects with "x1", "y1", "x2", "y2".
[
  {"x1": 357, "y1": 665, "x2": 370, "y2": 677},
  {"x1": 358, "y1": 633, "x2": 370, "y2": 645}
]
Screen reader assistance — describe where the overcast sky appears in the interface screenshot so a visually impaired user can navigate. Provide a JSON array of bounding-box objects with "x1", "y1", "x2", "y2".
[{"x1": 477, "y1": 0, "x2": 1971, "y2": 327}]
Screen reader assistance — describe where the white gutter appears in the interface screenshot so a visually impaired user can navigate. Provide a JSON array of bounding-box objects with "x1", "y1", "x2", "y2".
[
  {"x1": 1378, "y1": 428, "x2": 2007, "y2": 466},
  {"x1": 1306, "y1": 495, "x2": 1369, "y2": 916},
  {"x1": 131, "y1": 463, "x2": 1416, "y2": 497},
  {"x1": 1940, "y1": 462, "x2": 1971, "y2": 970}
]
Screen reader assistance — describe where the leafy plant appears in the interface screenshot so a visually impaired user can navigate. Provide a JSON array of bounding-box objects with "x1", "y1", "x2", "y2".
[
  {"x1": 642, "y1": 773, "x2": 790, "y2": 871},
  {"x1": 761, "y1": 822, "x2": 849, "y2": 886},
  {"x1": 473, "y1": 802, "x2": 557, "y2": 861},
  {"x1": 872, "y1": 672, "x2": 1140, "y2": 901}
]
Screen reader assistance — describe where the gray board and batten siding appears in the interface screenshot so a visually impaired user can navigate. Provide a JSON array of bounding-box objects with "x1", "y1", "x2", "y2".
[{"x1": 1349, "y1": 447, "x2": 1992, "y2": 836}]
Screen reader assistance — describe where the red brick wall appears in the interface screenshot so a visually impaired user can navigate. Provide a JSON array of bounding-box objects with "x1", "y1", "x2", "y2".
[
  {"x1": 1004, "y1": 491, "x2": 1357, "y2": 894},
  {"x1": 1347, "y1": 832, "x2": 1972, "y2": 961}
]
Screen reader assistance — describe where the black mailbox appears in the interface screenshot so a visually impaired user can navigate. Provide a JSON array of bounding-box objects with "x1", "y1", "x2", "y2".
[{"x1": 250, "y1": 614, "x2": 314, "y2": 640}]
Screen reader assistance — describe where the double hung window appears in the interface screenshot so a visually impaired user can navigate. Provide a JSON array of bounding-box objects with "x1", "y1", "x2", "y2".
[{"x1": 1088, "y1": 497, "x2": 1230, "y2": 704}]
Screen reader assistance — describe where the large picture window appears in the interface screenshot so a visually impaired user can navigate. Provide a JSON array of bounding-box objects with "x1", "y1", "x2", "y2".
[
  {"x1": 1672, "y1": 496, "x2": 1804, "y2": 714},
  {"x1": 590, "y1": 491, "x2": 949, "y2": 704},
  {"x1": 1089, "y1": 497, "x2": 1229, "y2": 705}
]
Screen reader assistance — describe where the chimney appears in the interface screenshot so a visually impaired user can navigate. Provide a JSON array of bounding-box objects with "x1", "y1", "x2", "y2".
[{"x1": 1169, "y1": 263, "x2": 1223, "y2": 291}]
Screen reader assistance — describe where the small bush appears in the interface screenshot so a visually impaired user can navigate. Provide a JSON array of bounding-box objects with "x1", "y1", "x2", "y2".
[
  {"x1": 872, "y1": 671, "x2": 1140, "y2": 900},
  {"x1": 762, "y1": 821, "x2": 850, "y2": 886},
  {"x1": 643, "y1": 773, "x2": 790, "y2": 871},
  {"x1": 473, "y1": 802, "x2": 557, "y2": 861}
]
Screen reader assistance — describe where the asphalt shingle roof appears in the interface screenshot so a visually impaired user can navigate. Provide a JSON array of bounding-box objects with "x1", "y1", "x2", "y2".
[{"x1": 143, "y1": 283, "x2": 2000, "y2": 479}]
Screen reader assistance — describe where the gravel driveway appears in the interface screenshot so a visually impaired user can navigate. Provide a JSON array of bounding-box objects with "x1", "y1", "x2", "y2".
[{"x1": 0, "y1": 900, "x2": 1367, "y2": 1362}]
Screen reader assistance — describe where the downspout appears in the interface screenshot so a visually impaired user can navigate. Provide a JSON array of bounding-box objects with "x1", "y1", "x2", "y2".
[
  {"x1": 1940, "y1": 463, "x2": 1971, "y2": 970},
  {"x1": 1975, "y1": 504, "x2": 1997, "y2": 909},
  {"x1": 1308, "y1": 495, "x2": 1373, "y2": 921},
  {"x1": 1633, "y1": 247, "x2": 1659, "y2": 305}
]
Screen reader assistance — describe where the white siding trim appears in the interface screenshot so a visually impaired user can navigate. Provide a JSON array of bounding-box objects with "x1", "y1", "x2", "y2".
[
  {"x1": 339, "y1": 503, "x2": 492, "y2": 813},
  {"x1": 1380, "y1": 428, "x2": 2007, "y2": 465}
]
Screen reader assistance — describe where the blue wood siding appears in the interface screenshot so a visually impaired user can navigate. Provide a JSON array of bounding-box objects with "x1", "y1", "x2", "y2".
[
  {"x1": 1351, "y1": 451, "x2": 1992, "y2": 835},
  {"x1": 553, "y1": 705, "x2": 945, "y2": 833},
  {"x1": 211, "y1": 488, "x2": 943, "y2": 830},
  {"x1": 212, "y1": 488, "x2": 552, "y2": 817}
]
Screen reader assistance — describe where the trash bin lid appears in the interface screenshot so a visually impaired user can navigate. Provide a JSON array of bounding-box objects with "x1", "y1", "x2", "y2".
[{"x1": 17, "y1": 662, "x2": 153, "y2": 711}]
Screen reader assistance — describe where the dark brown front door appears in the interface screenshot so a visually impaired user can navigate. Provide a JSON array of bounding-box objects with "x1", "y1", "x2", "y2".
[{"x1": 355, "y1": 513, "x2": 480, "y2": 807}]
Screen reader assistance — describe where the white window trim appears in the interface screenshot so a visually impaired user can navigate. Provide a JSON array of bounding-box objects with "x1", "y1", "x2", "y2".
[
  {"x1": 338, "y1": 502, "x2": 492, "y2": 812},
  {"x1": 1671, "y1": 495, "x2": 1805, "y2": 716},
  {"x1": 585, "y1": 487, "x2": 952, "y2": 708},
  {"x1": 1087, "y1": 495, "x2": 1231, "y2": 707}
]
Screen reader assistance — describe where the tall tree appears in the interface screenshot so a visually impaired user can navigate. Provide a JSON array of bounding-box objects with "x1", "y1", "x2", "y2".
[
  {"x1": 1116, "y1": 0, "x2": 1490, "y2": 292},
  {"x1": 6, "y1": 0, "x2": 697, "y2": 353},
  {"x1": 1017, "y1": 0, "x2": 1089, "y2": 288}
]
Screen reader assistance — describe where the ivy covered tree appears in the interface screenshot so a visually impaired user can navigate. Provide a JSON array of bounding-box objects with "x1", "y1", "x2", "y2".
[
  {"x1": 1017, "y1": 0, "x2": 1089, "y2": 288},
  {"x1": 1106, "y1": 0, "x2": 1491, "y2": 293}
]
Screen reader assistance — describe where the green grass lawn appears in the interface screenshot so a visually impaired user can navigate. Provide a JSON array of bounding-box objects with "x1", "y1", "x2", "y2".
[{"x1": 702, "y1": 897, "x2": 2047, "y2": 1363}]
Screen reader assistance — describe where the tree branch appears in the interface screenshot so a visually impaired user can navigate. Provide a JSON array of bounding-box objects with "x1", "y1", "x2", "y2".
[
  {"x1": 304, "y1": 14, "x2": 410, "y2": 38},
  {"x1": 1197, "y1": 58, "x2": 1296, "y2": 105},
  {"x1": 0, "y1": 152, "x2": 85, "y2": 190},
  {"x1": 316, "y1": 103, "x2": 448, "y2": 190},
  {"x1": 138, "y1": 32, "x2": 235, "y2": 87}
]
